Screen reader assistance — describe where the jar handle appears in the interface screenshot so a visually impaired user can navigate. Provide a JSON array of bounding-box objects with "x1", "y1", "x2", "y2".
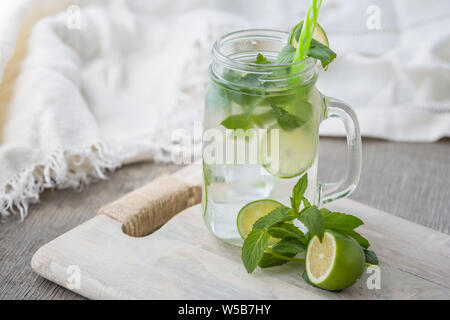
[{"x1": 318, "y1": 97, "x2": 362, "y2": 205}]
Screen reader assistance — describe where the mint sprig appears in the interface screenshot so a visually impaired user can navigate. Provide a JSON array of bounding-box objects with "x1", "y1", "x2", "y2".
[
  {"x1": 241, "y1": 173, "x2": 378, "y2": 278},
  {"x1": 254, "y1": 53, "x2": 270, "y2": 65}
]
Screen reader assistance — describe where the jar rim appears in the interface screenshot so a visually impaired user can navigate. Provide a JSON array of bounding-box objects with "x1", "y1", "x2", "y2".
[{"x1": 212, "y1": 28, "x2": 318, "y2": 74}]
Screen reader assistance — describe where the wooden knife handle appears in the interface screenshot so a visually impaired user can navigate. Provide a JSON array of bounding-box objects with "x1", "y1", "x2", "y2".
[{"x1": 98, "y1": 164, "x2": 202, "y2": 237}]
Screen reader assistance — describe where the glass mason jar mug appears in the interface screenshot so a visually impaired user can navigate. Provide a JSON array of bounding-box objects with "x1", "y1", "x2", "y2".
[{"x1": 202, "y1": 30, "x2": 361, "y2": 246}]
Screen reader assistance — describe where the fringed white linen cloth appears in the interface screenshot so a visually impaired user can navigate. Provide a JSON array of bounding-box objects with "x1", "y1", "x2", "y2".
[{"x1": 0, "y1": 0, "x2": 243, "y2": 220}]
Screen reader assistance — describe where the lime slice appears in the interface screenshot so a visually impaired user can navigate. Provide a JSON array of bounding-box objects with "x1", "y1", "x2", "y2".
[
  {"x1": 306, "y1": 231, "x2": 365, "y2": 291},
  {"x1": 237, "y1": 199, "x2": 283, "y2": 240},
  {"x1": 289, "y1": 21, "x2": 329, "y2": 48},
  {"x1": 260, "y1": 126, "x2": 317, "y2": 178}
]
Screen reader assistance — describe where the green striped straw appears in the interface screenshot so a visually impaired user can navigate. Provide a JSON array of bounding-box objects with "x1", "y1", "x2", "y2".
[{"x1": 292, "y1": 0, "x2": 323, "y2": 77}]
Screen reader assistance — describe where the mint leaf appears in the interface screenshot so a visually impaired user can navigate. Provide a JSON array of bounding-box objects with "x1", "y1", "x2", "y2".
[
  {"x1": 299, "y1": 206, "x2": 324, "y2": 241},
  {"x1": 268, "y1": 223, "x2": 306, "y2": 243},
  {"x1": 294, "y1": 100, "x2": 314, "y2": 123},
  {"x1": 271, "y1": 106, "x2": 302, "y2": 131},
  {"x1": 241, "y1": 228, "x2": 270, "y2": 273},
  {"x1": 255, "y1": 53, "x2": 270, "y2": 64},
  {"x1": 290, "y1": 197, "x2": 297, "y2": 210},
  {"x1": 319, "y1": 209, "x2": 369, "y2": 248},
  {"x1": 321, "y1": 211, "x2": 364, "y2": 232},
  {"x1": 258, "y1": 238, "x2": 305, "y2": 268},
  {"x1": 291, "y1": 174, "x2": 308, "y2": 211},
  {"x1": 364, "y1": 249, "x2": 379, "y2": 265},
  {"x1": 206, "y1": 85, "x2": 231, "y2": 111},
  {"x1": 259, "y1": 252, "x2": 294, "y2": 268},
  {"x1": 302, "y1": 197, "x2": 311, "y2": 208},
  {"x1": 348, "y1": 230, "x2": 370, "y2": 249},
  {"x1": 253, "y1": 206, "x2": 296, "y2": 230},
  {"x1": 220, "y1": 113, "x2": 252, "y2": 130},
  {"x1": 273, "y1": 237, "x2": 306, "y2": 255},
  {"x1": 223, "y1": 71, "x2": 263, "y2": 108},
  {"x1": 276, "y1": 44, "x2": 296, "y2": 64},
  {"x1": 308, "y1": 38, "x2": 336, "y2": 69}
]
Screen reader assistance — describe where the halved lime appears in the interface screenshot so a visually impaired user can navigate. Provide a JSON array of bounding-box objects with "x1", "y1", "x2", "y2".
[
  {"x1": 260, "y1": 126, "x2": 317, "y2": 178},
  {"x1": 237, "y1": 199, "x2": 283, "y2": 240},
  {"x1": 289, "y1": 21, "x2": 329, "y2": 48},
  {"x1": 306, "y1": 231, "x2": 365, "y2": 291}
]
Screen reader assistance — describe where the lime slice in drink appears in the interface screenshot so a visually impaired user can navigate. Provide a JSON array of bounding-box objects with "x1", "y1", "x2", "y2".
[
  {"x1": 306, "y1": 231, "x2": 365, "y2": 291},
  {"x1": 260, "y1": 126, "x2": 317, "y2": 178},
  {"x1": 289, "y1": 21, "x2": 329, "y2": 48},
  {"x1": 237, "y1": 199, "x2": 283, "y2": 240}
]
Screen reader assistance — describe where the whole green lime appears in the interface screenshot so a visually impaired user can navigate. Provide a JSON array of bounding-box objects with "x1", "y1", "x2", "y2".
[{"x1": 306, "y1": 230, "x2": 365, "y2": 291}]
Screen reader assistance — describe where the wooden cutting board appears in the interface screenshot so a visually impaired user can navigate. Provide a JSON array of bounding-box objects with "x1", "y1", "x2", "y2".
[{"x1": 31, "y1": 165, "x2": 450, "y2": 299}]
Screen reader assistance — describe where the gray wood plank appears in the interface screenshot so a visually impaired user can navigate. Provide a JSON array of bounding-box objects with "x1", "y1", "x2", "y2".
[
  {"x1": 1, "y1": 138, "x2": 449, "y2": 299},
  {"x1": 318, "y1": 138, "x2": 450, "y2": 234}
]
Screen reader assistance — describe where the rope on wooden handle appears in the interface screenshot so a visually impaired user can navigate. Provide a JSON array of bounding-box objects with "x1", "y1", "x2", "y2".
[{"x1": 97, "y1": 174, "x2": 202, "y2": 237}]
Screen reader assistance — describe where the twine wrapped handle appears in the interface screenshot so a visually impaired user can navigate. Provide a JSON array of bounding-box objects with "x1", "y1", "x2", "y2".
[{"x1": 98, "y1": 164, "x2": 202, "y2": 237}]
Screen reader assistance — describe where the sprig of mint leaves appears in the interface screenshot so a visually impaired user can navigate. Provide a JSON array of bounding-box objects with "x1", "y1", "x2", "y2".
[
  {"x1": 217, "y1": 24, "x2": 336, "y2": 132},
  {"x1": 241, "y1": 174, "x2": 378, "y2": 286},
  {"x1": 276, "y1": 25, "x2": 336, "y2": 69}
]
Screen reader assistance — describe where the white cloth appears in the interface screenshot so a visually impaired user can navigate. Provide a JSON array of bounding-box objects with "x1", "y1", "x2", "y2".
[{"x1": 0, "y1": 0, "x2": 449, "y2": 220}]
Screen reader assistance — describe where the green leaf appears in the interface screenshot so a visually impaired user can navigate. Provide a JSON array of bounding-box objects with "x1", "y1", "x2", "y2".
[
  {"x1": 294, "y1": 100, "x2": 314, "y2": 123},
  {"x1": 321, "y1": 211, "x2": 364, "y2": 232},
  {"x1": 254, "y1": 53, "x2": 270, "y2": 64},
  {"x1": 273, "y1": 237, "x2": 306, "y2": 255},
  {"x1": 241, "y1": 228, "x2": 270, "y2": 273},
  {"x1": 290, "y1": 197, "x2": 297, "y2": 210},
  {"x1": 253, "y1": 206, "x2": 296, "y2": 230},
  {"x1": 222, "y1": 71, "x2": 263, "y2": 108},
  {"x1": 258, "y1": 237, "x2": 305, "y2": 268},
  {"x1": 319, "y1": 207, "x2": 332, "y2": 218},
  {"x1": 205, "y1": 85, "x2": 231, "y2": 111},
  {"x1": 275, "y1": 44, "x2": 296, "y2": 64},
  {"x1": 302, "y1": 197, "x2": 311, "y2": 208},
  {"x1": 348, "y1": 230, "x2": 370, "y2": 249},
  {"x1": 271, "y1": 106, "x2": 302, "y2": 131},
  {"x1": 291, "y1": 174, "x2": 308, "y2": 211},
  {"x1": 258, "y1": 252, "x2": 293, "y2": 268},
  {"x1": 268, "y1": 223, "x2": 306, "y2": 243},
  {"x1": 319, "y1": 209, "x2": 369, "y2": 248},
  {"x1": 364, "y1": 249, "x2": 379, "y2": 265},
  {"x1": 220, "y1": 113, "x2": 252, "y2": 130},
  {"x1": 299, "y1": 206, "x2": 324, "y2": 241},
  {"x1": 308, "y1": 39, "x2": 336, "y2": 69}
]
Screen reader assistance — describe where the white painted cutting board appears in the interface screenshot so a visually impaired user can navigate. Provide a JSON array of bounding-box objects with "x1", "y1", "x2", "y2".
[{"x1": 31, "y1": 165, "x2": 450, "y2": 299}]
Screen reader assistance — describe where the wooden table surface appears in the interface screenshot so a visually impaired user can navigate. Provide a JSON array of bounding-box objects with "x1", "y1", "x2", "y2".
[{"x1": 1, "y1": 137, "x2": 449, "y2": 300}]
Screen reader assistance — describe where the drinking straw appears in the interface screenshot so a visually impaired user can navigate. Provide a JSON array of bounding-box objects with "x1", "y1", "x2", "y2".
[{"x1": 292, "y1": 0, "x2": 322, "y2": 76}]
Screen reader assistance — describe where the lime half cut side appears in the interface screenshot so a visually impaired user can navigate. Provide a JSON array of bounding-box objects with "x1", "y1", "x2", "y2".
[
  {"x1": 289, "y1": 21, "x2": 329, "y2": 48},
  {"x1": 237, "y1": 199, "x2": 283, "y2": 240},
  {"x1": 306, "y1": 231, "x2": 365, "y2": 291},
  {"x1": 260, "y1": 126, "x2": 317, "y2": 179}
]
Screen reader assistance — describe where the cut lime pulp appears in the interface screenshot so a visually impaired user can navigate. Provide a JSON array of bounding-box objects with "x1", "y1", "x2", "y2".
[
  {"x1": 237, "y1": 199, "x2": 283, "y2": 241},
  {"x1": 289, "y1": 21, "x2": 329, "y2": 48},
  {"x1": 306, "y1": 231, "x2": 365, "y2": 291}
]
